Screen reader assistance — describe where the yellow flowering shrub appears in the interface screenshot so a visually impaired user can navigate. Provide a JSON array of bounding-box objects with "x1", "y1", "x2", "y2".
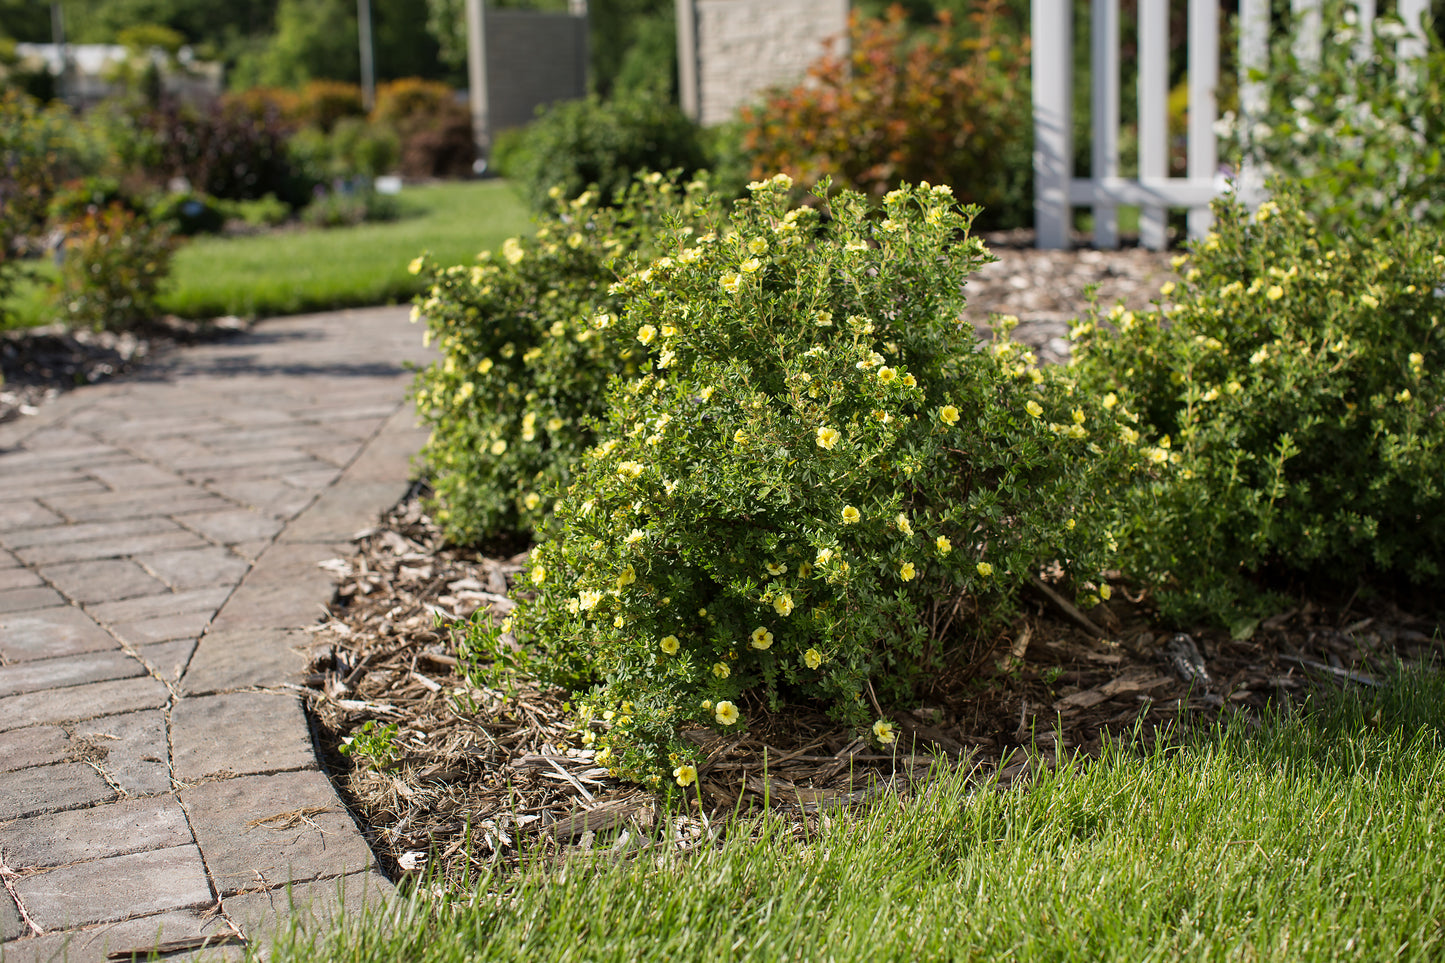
[
  {"x1": 1071, "y1": 184, "x2": 1445, "y2": 626},
  {"x1": 410, "y1": 173, "x2": 722, "y2": 541},
  {"x1": 511, "y1": 177, "x2": 1134, "y2": 780}
]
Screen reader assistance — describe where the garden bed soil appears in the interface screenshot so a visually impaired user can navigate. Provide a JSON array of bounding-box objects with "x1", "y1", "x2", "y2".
[
  {"x1": 304, "y1": 489, "x2": 1442, "y2": 893},
  {"x1": 0, "y1": 317, "x2": 248, "y2": 425}
]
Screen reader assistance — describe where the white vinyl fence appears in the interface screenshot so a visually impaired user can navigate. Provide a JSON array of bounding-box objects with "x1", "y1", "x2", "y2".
[{"x1": 1032, "y1": 0, "x2": 1433, "y2": 250}]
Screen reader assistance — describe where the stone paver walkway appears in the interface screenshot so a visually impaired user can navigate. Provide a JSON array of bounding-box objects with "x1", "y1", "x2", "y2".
[{"x1": 1, "y1": 306, "x2": 432, "y2": 962}]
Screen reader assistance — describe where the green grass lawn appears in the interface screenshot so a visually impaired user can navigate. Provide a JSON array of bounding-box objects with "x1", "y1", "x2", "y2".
[
  {"x1": 269, "y1": 668, "x2": 1445, "y2": 962},
  {"x1": 1, "y1": 180, "x2": 532, "y2": 329}
]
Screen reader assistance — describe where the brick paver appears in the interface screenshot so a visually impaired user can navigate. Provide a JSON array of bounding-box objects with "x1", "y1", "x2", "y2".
[{"x1": 0, "y1": 306, "x2": 424, "y2": 958}]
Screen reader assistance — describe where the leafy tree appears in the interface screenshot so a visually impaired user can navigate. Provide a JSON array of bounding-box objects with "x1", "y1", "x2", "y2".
[{"x1": 229, "y1": 0, "x2": 358, "y2": 88}]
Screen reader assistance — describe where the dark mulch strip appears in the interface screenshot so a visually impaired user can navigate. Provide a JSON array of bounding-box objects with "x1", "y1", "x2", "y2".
[{"x1": 0, "y1": 318, "x2": 248, "y2": 425}]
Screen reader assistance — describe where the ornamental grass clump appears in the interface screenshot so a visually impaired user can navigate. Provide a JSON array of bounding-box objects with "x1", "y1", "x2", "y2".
[
  {"x1": 1070, "y1": 185, "x2": 1445, "y2": 626},
  {"x1": 410, "y1": 173, "x2": 722, "y2": 542},
  {"x1": 510, "y1": 177, "x2": 1137, "y2": 782}
]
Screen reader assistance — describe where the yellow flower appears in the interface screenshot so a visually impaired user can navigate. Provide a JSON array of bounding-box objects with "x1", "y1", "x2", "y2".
[
  {"x1": 673, "y1": 764, "x2": 697, "y2": 787},
  {"x1": 766, "y1": 561, "x2": 787, "y2": 575},
  {"x1": 1397, "y1": 388, "x2": 1412, "y2": 402},
  {"x1": 490, "y1": 439, "x2": 507, "y2": 455},
  {"x1": 1102, "y1": 392, "x2": 1117, "y2": 409},
  {"x1": 1160, "y1": 281, "x2": 1176, "y2": 297},
  {"x1": 530, "y1": 565, "x2": 546, "y2": 585},
  {"x1": 476, "y1": 357, "x2": 494, "y2": 375},
  {"x1": 1065, "y1": 518, "x2": 1076, "y2": 530},
  {"x1": 502, "y1": 237, "x2": 525, "y2": 265},
  {"x1": 1361, "y1": 293, "x2": 1380, "y2": 309},
  {"x1": 740, "y1": 258, "x2": 763, "y2": 274},
  {"x1": 976, "y1": 561, "x2": 993, "y2": 577},
  {"x1": 1408, "y1": 352, "x2": 1424, "y2": 370},
  {"x1": 899, "y1": 560, "x2": 916, "y2": 581},
  {"x1": 748, "y1": 237, "x2": 769, "y2": 255},
  {"x1": 804, "y1": 648, "x2": 823, "y2": 669},
  {"x1": 750, "y1": 627, "x2": 774, "y2": 649},
  {"x1": 1099, "y1": 584, "x2": 1113, "y2": 601},
  {"x1": 816, "y1": 547, "x2": 835, "y2": 565},
  {"x1": 896, "y1": 513, "x2": 913, "y2": 536},
  {"x1": 714, "y1": 701, "x2": 740, "y2": 726},
  {"x1": 721, "y1": 273, "x2": 742, "y2": 294},
  {"x1": 878, "y1": 366, "x2": 898, "y2": 384},
  {"x1": 713, "y1": 662, "x2": 731, "y2": 679},
  {"x1": 872, "y1": 720, "x2": 896, "y2": 745},
  {"x1": 773, "y1": 594, "x2": 794, "y2": 616},
  {"x1": 935, "y1": 535, "x2": 952, "y2": 555},
  {"x1": 733, "y1": 429, "x2": 748, "y2": 445},
  {"x1": 407, "y1": 255, "x2": 425, "y2": 275},
  {"x1": 1025, "y1": 400, "x2": 1043, "y2": 418},
  {"x1": 617, "y1": 564, "x2": 636, "y2": 588},
  {"x1": 841, "y1": 506, "x2": 861, "y2": 524},
  {"x1": 940, "y1": 405, "x2": 960, "y2": 425},
  {"x1": 637, "y1": 325, "x2": 657, "y2": 345},
  {"x1": 1266, "y1": 285, "x2": 1284, "y2": 301},
  {"x1": 579, "y1": 590, "x2": 603, "y2": 611},
  {"x1": 816, "y1": 426, "x2": 841, "y2": 450},
  {"x1": 660, "y1": 635, "x2": 680, "y2": 655}
]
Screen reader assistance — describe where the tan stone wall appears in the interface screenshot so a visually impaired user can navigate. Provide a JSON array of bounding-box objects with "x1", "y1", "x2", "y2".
[{"x1": 680, "y1": 0, "x2": 849, "y2": 126}]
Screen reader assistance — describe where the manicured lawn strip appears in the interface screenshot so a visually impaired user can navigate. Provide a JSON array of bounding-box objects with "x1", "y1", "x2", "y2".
[
  {"x1": 161, "y1": 181, "x2": 532, "y2": 319},
  {"x1": 276, "y1": 669, "x2": 1445, "y2": 962},
  {"x1": 0, "y1": 181, "x2": 533, "y2": 329}
]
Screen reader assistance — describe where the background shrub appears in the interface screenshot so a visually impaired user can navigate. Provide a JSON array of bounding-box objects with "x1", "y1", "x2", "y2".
[
  {"x1": 57, "y1": 202, "x2": 175, "y2": 331},
  {"x1": 411, "y1": 173, "x2": 723, "y2": 544},
  {"x1": 493, "y1": 90, "x2": 710, "y2": 212},
  {"x1": 1, "y1": 91, "x2": 83, "y2": 327},
  {"x1": 295, "y1": 79, "x2": 367, "y2": 132},
  {"x1": 740, "y1": 0, "x2": 1033, "y2": 230},
  {"x1": 1070, "y1": 185, "x2": 1445, "y2": 626},
  {"x1": 371, "y1": 77, "x2": 474, "y2": 179},
  {"x1": 145, "y1": 95, "x2": 313, "y2": 206},
  {"x1": 299, "y1": 186, "x2": 401, "y2": 228},
  {"x1": 1226, "y1": 0, "x2": 1445, "y2": 240},
  {"x1": 512, "y1": 178, "x2": 1135, "y2": 782}
]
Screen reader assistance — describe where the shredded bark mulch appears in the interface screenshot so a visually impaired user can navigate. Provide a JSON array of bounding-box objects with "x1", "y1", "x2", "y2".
[{"x1": 303, "y1": 490, "x2": 1442, "y2": 892}]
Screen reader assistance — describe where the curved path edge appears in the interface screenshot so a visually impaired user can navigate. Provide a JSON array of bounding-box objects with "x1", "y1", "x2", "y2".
[{"x1": 0, "y1": 306, "x2": 434, "y2": 962}]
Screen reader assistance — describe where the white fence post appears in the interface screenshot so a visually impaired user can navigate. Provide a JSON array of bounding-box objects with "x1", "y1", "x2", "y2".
[
  {"x1": 1032, "y1": 0, "x2": 1074, "y2": 250},
  {"x1": 1137, "y1": 0, "x2": 1168, "y2": 251},
  {"x1": 1186, "y1": 0, "x2": 1218, "y2": 239},
  {"x1": 1091, "y1": 0, "x2": 1120, "y2": 249},
  {"x1": 1399, "y1": 0, "x2": 1430, "y2": 85},
  {"x1": 1292, "y1": 0, "x2": 1323, "y2": 67},
  {"x1": 1355, "y1": 0, "x2": 1377, "y2": 63}
]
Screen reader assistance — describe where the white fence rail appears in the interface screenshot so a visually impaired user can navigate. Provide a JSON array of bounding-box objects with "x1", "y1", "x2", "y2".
[{"x1": 1032, "y1": 0, "x2": 1432, "y2": 250}]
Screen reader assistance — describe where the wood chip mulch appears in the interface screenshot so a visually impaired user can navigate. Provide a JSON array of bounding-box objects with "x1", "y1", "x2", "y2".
[{"x1": 302, "y1": 485, "x2": 1443, "y2": 892}]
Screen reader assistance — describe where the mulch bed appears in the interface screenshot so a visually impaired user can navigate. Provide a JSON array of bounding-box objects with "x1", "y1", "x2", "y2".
[{"x1": 302, "y1": 494, "x2": 1442, "y2": 890}]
